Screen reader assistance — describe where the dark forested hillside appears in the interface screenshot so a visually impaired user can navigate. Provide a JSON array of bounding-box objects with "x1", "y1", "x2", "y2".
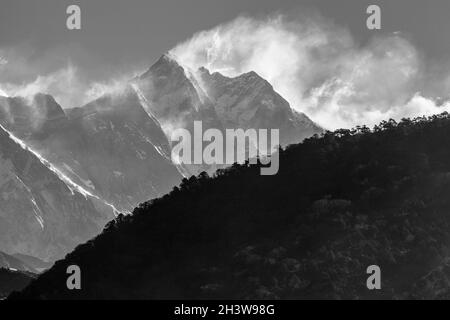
[
  {"x1": 0, "y1": 268, "x2": 36, "y2": 299},
  {"x1": 12, "y1": 112, "x2": 450, "y2": 299}
]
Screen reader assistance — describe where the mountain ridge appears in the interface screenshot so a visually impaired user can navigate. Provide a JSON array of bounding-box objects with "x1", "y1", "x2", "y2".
[
  {"x1": 0, "y1": 53, "x2": 322, "y2": 266},
  {"x1": 0, "y1": 124, "x2": 116, "y2": 262},
  {"x1": 11, "y1": 112, "x2": 450, "y2": 299}
]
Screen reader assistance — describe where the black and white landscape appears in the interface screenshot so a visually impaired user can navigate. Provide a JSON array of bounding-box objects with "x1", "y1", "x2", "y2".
[
  {"x1": 1, "y1": 0, "x2": 450, "y2": 300},
  {"x1": 0, "y1": 53, "x2": 321, "y2": 264}
]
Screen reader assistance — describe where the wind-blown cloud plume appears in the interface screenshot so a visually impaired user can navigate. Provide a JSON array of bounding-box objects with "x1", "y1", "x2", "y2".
[
  {"x1": 1, "y1": 12, "x2": 450, "y2": 129},
  {"x1": 171, "y1": 14, "x2": 450, "y2": 129},
  {"x1": 1, "y1": 65, "x2": 83, "y2": 107},
  {"x1": 0, "y1": 43, "x2": 142, "y2": 108},
  {"x1": 0, "y1": 62, "x2": 137, "y2": 108}
]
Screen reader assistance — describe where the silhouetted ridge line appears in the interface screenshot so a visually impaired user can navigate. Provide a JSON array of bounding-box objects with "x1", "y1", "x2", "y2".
[{"x1": 11, "y1": 112, "x2": 450, "y2": 299}]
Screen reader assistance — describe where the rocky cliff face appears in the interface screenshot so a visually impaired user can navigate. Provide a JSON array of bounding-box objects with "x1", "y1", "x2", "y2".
[
  {"x1": 136, "y1": 54, "x2": 321, "y2": 146},
  {"x1": 135, "y1": 54, "x2": 322, "y2": 175},
  {"x1": 198, "y1": 67, "x2": 322, "y2": 146},
  {"x1": 0, "y1": 88, "x2": 183, "y2": 212},
  {"x1": 0, "y1": 125, "x2": 115, "y2": 261},
  {"x1": 136, "y1": 54, "x2": 224, "y2": 147}
]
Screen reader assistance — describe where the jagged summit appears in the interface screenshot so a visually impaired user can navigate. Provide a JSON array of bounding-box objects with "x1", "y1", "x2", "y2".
[
  {"x1": 140, "y1": 52, "x2": 184, "y2": 80},
  {"x1": 199, "y1": 67, "x2": 264, "y2": 82},
  {"x1": 134, "y1": 54, "x2": 221, "y2": 138},
  {"x1": 196, "y1": 65, "x2": 322, "y2": 145},
  {"x1": 141, "y1": 54, "x2": 277, "y2": 102},
  {"x1": 199, "y1": 67, "x2": 275, "y2": 99},
  {"x1": 142, "y1": 53, "x2": 266, "y2": 87}
]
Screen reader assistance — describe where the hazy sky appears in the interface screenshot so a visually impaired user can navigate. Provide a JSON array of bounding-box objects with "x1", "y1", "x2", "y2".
[
  {"x1": 1, "y1": 0, "x2": 450, "y2": 81},
  {"x1": 2, "y1": 0, "x2": 450, "y2": 128}
]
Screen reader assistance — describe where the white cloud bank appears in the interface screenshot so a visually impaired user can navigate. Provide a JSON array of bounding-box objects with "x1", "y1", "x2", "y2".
[
  {"x1": 2, "y1": 13, "x2": 450, "y2": 130},
  {"x1": 0, "y1": 63, "x2": 136, "y2": 108},
  {"x1": 170, "y1": 15, "x2": 450, "y2": 129}
]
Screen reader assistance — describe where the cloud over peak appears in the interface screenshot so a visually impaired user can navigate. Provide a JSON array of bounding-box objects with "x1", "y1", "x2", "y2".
[
  {"x1": 1, "y1": 11, "x2": 450, "y2": 129},
  {"x1": 171, "y1": 14, "x2": 450, "y2": 129}
]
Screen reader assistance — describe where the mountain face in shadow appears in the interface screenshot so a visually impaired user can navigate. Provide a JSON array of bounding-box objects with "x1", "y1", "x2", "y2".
[
  {"x1": 12, "y1": 113, "x2": 450, "y2": 299},
  {"x1": 0, "y1": 89, "x2": 183, "y2": 212},
  {"x1": 0, "y1": 90, "x2": 180, "y2": 263},
  {"x1": 137, "y1": 54, "x2": 223, "y2": 135},
  {"x1": 0, "y1": 125, "x2": 115, "y2": 262},
  {"x1": 0, "y1": 94, "x2": 67, "y2": 141},
  {"x1": 62, "y1": 88, "x2": 182, "y2": 211},
  {"x1": 35, "y1": 87, "x2": 182, "y2": 212}
]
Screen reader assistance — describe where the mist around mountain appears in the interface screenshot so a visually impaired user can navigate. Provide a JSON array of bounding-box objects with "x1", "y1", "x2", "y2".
[
  {"x1": 134, "y1": 54, "x2": 322, "y2": 175},
  {"x1": 0, "y1": 54, "x2": 320, "y2": 208},
  {"x1": 0, "y1": 54, "x2": 321, "y2": 264},
  {"x1": 11, "y1": 112, "x2": 450, "y2": 299},
  {"x1": 0, "y1": 90, "x2": 183, "y2": 212},
  {"x1": 136, "y1": 54, "x2": 321, "y2": 142}
]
